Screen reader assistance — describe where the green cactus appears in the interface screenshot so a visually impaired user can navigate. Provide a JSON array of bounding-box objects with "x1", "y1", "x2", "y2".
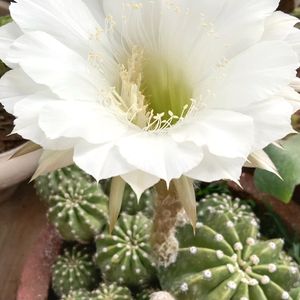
[
  {"x1": 39, "y1": 166, "x2": 109, "y2": 242},
  {"x1": 198, "y1": 193, "x2": 257, "y2": 225},
  {"x1": 34, "y1": 165, "x2": 92, "y2": 202},
  {"x1": 61, "y1": 289, "x2": 91, "y2": 300},
  {"x1": 290, "y1": 287, "x2": 300, "y2": 300},
  {"x1": 136, "y1": 290, "x2": 175, "y2": 300},
  {"x1": 95, "y1": 213, "x2": 156, "y2": 288},
  {"x1": 52, "y1": 245, "x2": 99, "y2": 297},
  {"x1": 121, "y1": 185, "x2": 154, "y2": 217},
  {"x1": 159, "y1": 195, "x2": 300, "y2": 300},
  {"x1": 90, "y1": 283, "x2": 133, "y2": 299}
]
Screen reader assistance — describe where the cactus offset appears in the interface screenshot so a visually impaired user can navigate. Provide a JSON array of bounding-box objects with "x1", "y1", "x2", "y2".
[
  {"x1": 61, "y1": 289, "x2": 91, "y2": 300},
  {"x1": 41, "y1": 167, "x2": 108, "y2": 242},
  {"x1": 52, "y1": 245, "x2": 99, "y2": 297},
  {"x1": 35, "y1": 165, "x2": 92, "y2": 202},
  {"x1": 121, "y1": 185, "x2": 154, "y2": 217},
  {"x1": 95, "y1": 213, "x2": 156, "y2": 288},
  {"x1": 159, "y1": 194, "x2": 300, "y2": 300},
  {"x1": 91, "y1": 283, "x2": 133, "y2": 299}
]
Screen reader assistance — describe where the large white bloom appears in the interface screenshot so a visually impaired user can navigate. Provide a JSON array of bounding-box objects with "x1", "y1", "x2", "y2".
[{"x1": 1, "y1": 0, "x2": 300, "y2": 199}]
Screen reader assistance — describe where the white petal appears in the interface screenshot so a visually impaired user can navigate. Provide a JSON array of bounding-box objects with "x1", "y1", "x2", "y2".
[
  {"x1": 240, "y1": 98, "x2": 294, "y2": 150},
  {"x1": 278, "y1": 86, "x2": 300, "y2": 112},
  {"x1": 74, "y1": 142, "x2": 134, "y2": 181},
  {"x1": 262, "y1": 11, "x2": 298, "y2": 41},
  {"x1": 0, "y1": 21, "x2": 22, "y2": 68},
  {"x1": 245, "y1": 150, "x2": 280, "y2": 177},
  {"x1": 203, "y1": 41, "x2": 298, "y2": 109},
  {"x1": 186, "y1": 150, "x2": 245, "y2": 182},
  {"x1": 8, "y1": 31, "x2": 105, "y2": 102},
  {"x1": 171, "y1": 109, "x2": 254, "y2": 158},
  {"x1": 83, "y1": 0, "x2": 105, "y2": 25},
  {"x1": 285, "y1": 27, "x2": 300, "y2": 61},
  {"x1": 38, "y1": 100, "x2": 129, "y2": 144},
  {"x1": 118, "y1": 133, "x2": 203, "y2": 183},
  {"x1": 121, "y1": 170, "x2": 159, "y2": 199},
  {"x1": 0, "y1": 68, "x2": 43, "y2": 114},
  {"x1": 10, "y1": 0, "x2": 101, "y2": 57}
]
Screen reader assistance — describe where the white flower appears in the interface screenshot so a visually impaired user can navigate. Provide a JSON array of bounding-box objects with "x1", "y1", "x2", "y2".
[{"x1": 0, "y1": 0, "x2": 300, "y2": 204}]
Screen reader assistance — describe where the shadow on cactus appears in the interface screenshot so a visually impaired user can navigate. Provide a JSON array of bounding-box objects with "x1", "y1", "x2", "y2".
[{"x1": 159, "y1": 194, "x2": 300, "y2": 300}]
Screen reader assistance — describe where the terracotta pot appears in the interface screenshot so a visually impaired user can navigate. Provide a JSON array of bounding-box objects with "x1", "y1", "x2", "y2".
[
  {"x1": 17, "y1": 224, "x2": 62, "y2": 300},
  {"x1": 0, "y1": 145, "x2": 42, "y2": 203}
]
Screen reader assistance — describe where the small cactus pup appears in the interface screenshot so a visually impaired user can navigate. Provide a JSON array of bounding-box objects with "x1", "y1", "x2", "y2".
[
  {"x1": 45, "y1": 169, "x2": 108, "y2": 242},
  {"x1": 34, "y1": 165, "x2": 92, "y2": 202},
  {"x1": 95, "y1": 213, "x2": 156, "y2": 288},
  {"x1": 121, "y1": 184, "x2": 154, "y2": 217},
  {"x1": 61, "y1": 289, "x2": 91, "y2": 300},
  {"x1": 159, "y1": 200, "x2": 300, "y2": 300},
  {"x1": 90, "y1": 283, "x2": 133, "y2": 299},
  {"x1": 52, "y1": 245, "x2": 99, "y2": 297}
]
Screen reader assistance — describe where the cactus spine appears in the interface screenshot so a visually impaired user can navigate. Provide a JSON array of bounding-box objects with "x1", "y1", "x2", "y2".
[
  {"x1": 61, "y1": 289, "x2": 91, "y2": 300},
  {"x1": 95, "y1": 213, "x2": 156, "y2": 288},
  {"x1": 52, "y1": 245, "x2": 98, "y2": 297},
  {"x1": 159, "y1": 194, "x2": 300, "y2": 300},
  {"x1": 121, "y1": 185, "x2": 154, "y2": 217},
  {"x1": 37, "y1": 166, "x2": 109, "y2": 242},
  {"x1": 91, "y1": 283, "x2": 133, "y2": 299}
]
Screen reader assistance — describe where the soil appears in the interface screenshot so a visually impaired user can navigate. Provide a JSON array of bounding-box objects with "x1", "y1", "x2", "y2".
[{"x1": 0, "y1": 104, "x2": 25, "y2": 154}]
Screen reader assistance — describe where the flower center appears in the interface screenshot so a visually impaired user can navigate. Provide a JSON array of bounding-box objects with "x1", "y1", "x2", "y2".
[{"x1": 114, "y1": 46, "x2": 193, "y2": 131}]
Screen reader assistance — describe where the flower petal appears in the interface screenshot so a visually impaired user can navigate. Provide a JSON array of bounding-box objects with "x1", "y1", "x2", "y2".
[
  {"x1": 8, "y1": 31, "x2": 104, "y2": 102},
  {"x1": 0, "y1": 21, "x2": 22, "y2": 68},
  {"x1": 118, "y1": 133, "x2": 203, "y2": 183},
  {"x1": 38, "y1": 100, "x2": 129, "y2": 144},
  {"x1": 171, "y1": 109, "x2": 254, "y2": 158},
  {"x1": 186, "y1": 150, "x2": 245, "y2": 182},
  {"x1": 202, "y1": 41, "x2": 298, "y2": 109},
  {"x1": 240, "y1": 98, "x2": 294, "y2": 150},
  {"x1": 10, "y1": 0, "x2": 101, "y2": 57},
  {"x1": 262, "y1": 11, "x2": 298, "y2": 41},
  {"x1": 121, "y1": 170, "x2": 159, "y2": 200},
  {"x1": 0, "y1": 68, "x2": 43, "y2": 114},
  {"x1": 73, "y1": 142, "x2": 134, "y2": 181}
]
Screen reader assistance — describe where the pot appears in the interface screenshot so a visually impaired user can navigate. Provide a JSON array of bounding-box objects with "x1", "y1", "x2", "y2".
[
  {"x1": 17, "y1": 224, "x2": 62, "y2": 300},
  {"x1": 0, "y1": 145, "x2": 42, "y2": 203}
]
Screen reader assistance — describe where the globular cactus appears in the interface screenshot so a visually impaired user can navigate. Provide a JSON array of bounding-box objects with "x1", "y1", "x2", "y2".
[
  {"x1": 90, "y1": 283, "x2": 133, "y2": 299},
  {"x1": 52, "y1": 245, "x2": 99, "y2": 297},
  {"x1": 35, "y1": 165, "x2": 92, "y2": 202},
  {"x1": 121, "y1": 185, "x2": 154, "y2": 217},
  {"x1": 198, "y1": 193, "x2": 258, "y2": 226},
  {"x1": 290, "y1": 287, "x2": 300, "y2": 300},
  {"x1": 41, "y1": 167, "x2": 108, "y2": 242},
  {"x1": 61, "y1": 289, "x2": 91, "y2": 300},
  {"x1": 95, "y1": 213, "x2": 156, "y2": 288},
  {"x1": 159, "y1": 195, "x2": 300, "y2": 300}
]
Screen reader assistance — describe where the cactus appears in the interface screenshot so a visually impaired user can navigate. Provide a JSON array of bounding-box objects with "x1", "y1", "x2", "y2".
[
  {"x1": 198, "y1": 193, "x2": 258, "y2": 225},
  {"x1": 90, "y1": 283, "x2": 133, "y2": 299},
  {"x1": 290, "y1": 287, "x2": 300, "y2": 300},
  {"x1": 61, "y1": 289, "x2": 91, "y2": 300},
  {"x1": 52, "y1": 245, "x2": 99, "y2": 297},
  {"x1": 34, "y1": 165, "x2": 92, "y2": 202},
  {"x1": 41, "y1": 168, "x2": 108, "y2": 242},
  {"x1": 159, "y1": 195, "x2": 300, "y2": 300},
  {"x1": 136, "y1": 290, "x2": 175, "y2": 300},
  {"x1": 121, "y1": 185, "x2": 154, "y2": 217},
  {"x1": 95, "y1": 213, "x2": 156, "y2": 288}
]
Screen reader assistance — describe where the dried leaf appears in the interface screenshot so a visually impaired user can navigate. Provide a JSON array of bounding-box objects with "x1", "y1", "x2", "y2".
[
  {"x1": 109, "y1": 176, "x2": 126, "y2": 233},
  {"x1": 173, "y1": 176, "x2": 196, "y2": 231},
  {"x1": 10, "y1": 141, "x2": 41, "y2": 159},
  {"x1": 31, "y1": 149, "x2": 73, "y2": 180}
]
